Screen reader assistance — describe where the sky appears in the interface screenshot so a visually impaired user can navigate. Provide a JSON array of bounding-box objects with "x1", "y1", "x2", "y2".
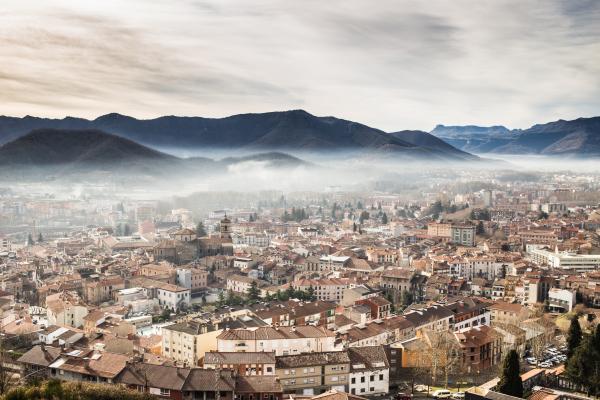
[{"x1": 1, "y1": 0, "x2": 599, "y2": 132}]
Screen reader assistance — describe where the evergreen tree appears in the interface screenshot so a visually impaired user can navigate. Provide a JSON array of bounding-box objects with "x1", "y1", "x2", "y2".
[
  {"x1": 382, "y1": 212, "x2": 388, "y2": 224},
  {"x1": 359, "y1": 211, "x2": 369, "y2": 224},
  {"x1": 37, "y1": 232, "x2": 44, "y2": 243},
  {"x1": 353, "y1": 222, "x2": 357, "y2": 232},
  {"x1": 196, "y1": 221, "x2": 207, "y2": 237},
  {"x1": 247, "y1": 281, "x2": 261, "y2": 301},
  {"x1": 285, "y1": 285, "x2": 295, "y2": 299},
  {"x1": 26, "y1": 234, "x2": 34, "y2": 246},
  {"x1": 476, "y1": 220, "x2": 485, "y2": 235},
  {"x1": 400, "y1": 290, "x2": 413, "y2": 307},
  {"x1": 307, "y1": 285, "x2": 316, "y2": 301},
  {"x1": 567, "y1": 316, "x2": 583, "y2": 360},
  {"x1": 566, "y1": 329, "x2": 600, "y2": 396},
  {"x1": 497, "y1": 350, "x2": 523, "y2": 398}
]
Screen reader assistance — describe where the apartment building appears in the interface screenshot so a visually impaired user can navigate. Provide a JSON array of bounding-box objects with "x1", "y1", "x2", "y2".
[
  {"x1": 451, "y1": 224, "x2": 476, "y2": 247},
  {"x1": 292, "y1": 279, "x2": 350, "y2": 302},
  {"x1": 162, "y1": 320, "x2": 217, "y2": 366},
  {"x1": 275, "y1": 351, "x2": 350, "y2": 395}
]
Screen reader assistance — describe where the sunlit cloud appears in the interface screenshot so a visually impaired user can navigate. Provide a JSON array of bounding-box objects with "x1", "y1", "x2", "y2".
[{"x1": 0, "y1": 0, "x2": 599, "y2": 131}]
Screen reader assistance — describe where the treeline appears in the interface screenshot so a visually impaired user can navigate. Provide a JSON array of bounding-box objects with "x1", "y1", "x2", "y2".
[
  {"x1": 282, "y1": 207, "x2": 308, "y2": 222},
  {"x1": 3, "y1": 379, "x2": 153, "y2": 400},
  {"x1": 217, "y1": 284, "x2": 316, "y2": 307}
]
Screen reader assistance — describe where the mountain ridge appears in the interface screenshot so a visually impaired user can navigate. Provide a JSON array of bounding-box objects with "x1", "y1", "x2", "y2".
[
  {"x1": 0, "y1": 110, "x2": 474, "y2": 161},
  {"x1": 430, "y1": 116, "x2": 600, "y2": 155}
]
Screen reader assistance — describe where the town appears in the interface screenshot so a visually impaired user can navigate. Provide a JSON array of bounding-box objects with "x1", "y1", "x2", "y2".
[{"x1": 1, "y1": 171, "x2": 599, "y2": 400}]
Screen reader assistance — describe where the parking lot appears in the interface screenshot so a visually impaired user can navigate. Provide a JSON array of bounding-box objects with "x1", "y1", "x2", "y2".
[{"x1": 524, "y1": 343, "x2": 567, "y2": 369}]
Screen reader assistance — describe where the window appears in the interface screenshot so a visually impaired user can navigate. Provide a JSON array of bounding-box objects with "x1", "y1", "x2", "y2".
[
  {"x1": 379, "y1": 374, "x2": 384, "y2": 380},
  {"x1": 351, "y1": 378, "x2": 356, "y2": 384},
  {"x1": 370, "y1": 376, "x2": 374, "y2": 382},
  {"x1": 160, "y1": 389, "x2": 171, "y2": 396},
  {"x1": 361, "y1": 377, "x2": 365, "y2": 383}
]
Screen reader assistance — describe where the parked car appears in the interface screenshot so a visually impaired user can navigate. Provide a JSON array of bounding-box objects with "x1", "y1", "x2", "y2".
[
  {"x1": 432, "y1": 390, "x2": 452, "y2": 399},
  {"x1": 539, "y1": 361, "x2": 552, "y2": 368},
  {"x1": 451, "y1": 393, "x2": 465, "y2": 399},
  {"x1": 414, "y1": 385, "x2": 428, "y2": 393},
  {"x1": 526, "y1": 357, "x2": 538, "y2": 365}
]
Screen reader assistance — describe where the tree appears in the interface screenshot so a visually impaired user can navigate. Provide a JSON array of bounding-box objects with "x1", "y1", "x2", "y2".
[
  {"x1": 247, "y1": 281, "x2": 261, "y2": 301},
  {"x1": 381, "y1": 212, "x2": 388, "y2": 225},
  {"x1": 196, "y1": 221, "x2": 207, "y2": 237},
  {"x1": 566, "y1": 331, "x2": 600, "y2": 396},
  {"x1": 359, "y1": 211, "x2": 369, "y2": 224},
  {"x1": 476, "y1": 220, "x2": 485, "y2": 235},
  {"x1": 26, "y1": 234, "x2": 34, "y2": 246},
  {"x1": 567, "y1": 316, "x2": 583, "y2": 360},
  {"x1": 400, "y1": 290, "x2": 414, "y2": 308},
  {"x1": 0, "y1": 339, "x2": 13, "y2": 395},
  {"x1": 217, "y1": 291, "x2": 225, "y2": 306},
  {"x1": 160, "y1": 307, "x2": 171, "y2": 322},
  {"x1": 307, "y1": 285, "x2": 316, "y2": 301},
  {"x1": 353, "y1": 222, "x2": 357, "y2": 232},
  {"x1": 497, "y1": 350, "x2": 523, "y2": 398},
  {"x1": 37, "y1": 232, "x2": 44, "y2": 243}
]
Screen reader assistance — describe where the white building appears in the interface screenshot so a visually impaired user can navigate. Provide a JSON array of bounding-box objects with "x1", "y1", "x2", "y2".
[
  {"x1": 216, "y1": 326, "x2": 337, "y2": 356},
  {"x1": 45, "y1": 294, "x2": 89, "y2": 329},
  {"x1": 528, "y1": 248, "x2": 600, "y2": 271},
  {"x1": 548, "y1": 288, "x2": 576, "y2": 312},
  {"x1": 348, "y1": 346, "x2": 390, "y2": 396}
]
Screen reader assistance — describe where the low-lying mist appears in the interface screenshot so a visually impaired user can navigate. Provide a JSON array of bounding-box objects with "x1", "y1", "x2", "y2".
[{"x1": 3, "y1": 150, "x2": 600, "y2": 204}]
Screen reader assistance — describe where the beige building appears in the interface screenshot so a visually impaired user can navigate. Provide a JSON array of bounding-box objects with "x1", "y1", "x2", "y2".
[
  {"x1": 490, "y1": 301, "x2": 530, "y2": 326},
  {"x1": 161, "y1": 320, "x2": 221, "y2": 366},
  {"x1": 45, "y1": 293, "x2": 89, "y2": 329},
  {"x1": 292, "y1": 279, "x2": 350, "y2": 302},
  {"x1": 427, "y1": 222, "x2": 452, "y2": 238},
  {"x1": 275, "y1": 351, "x2": 350, "y2": 395},
  {"x1": 84, "y1": 276, "x2": 125, "y2": 305}
]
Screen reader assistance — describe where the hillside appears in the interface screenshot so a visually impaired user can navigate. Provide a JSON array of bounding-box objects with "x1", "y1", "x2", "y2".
[
  {"x1": 388, "y1": 130, "x2": 476, "y2": 159},
  {"x1": 0, "y1": 110, "x2": 475, "y2": 161},
  {"x1": 0, "y1": 129, "x2": 175, "y2": 166}
]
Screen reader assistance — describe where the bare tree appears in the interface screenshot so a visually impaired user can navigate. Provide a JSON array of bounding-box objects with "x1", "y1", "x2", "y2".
[{"x1": 421, "y1": 328, "x2": 461, "y2": 388}]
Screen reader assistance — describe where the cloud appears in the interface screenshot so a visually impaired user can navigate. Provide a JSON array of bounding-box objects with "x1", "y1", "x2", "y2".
[{"x1": 0, "y1": 1, "x2": 599, "y2": 131}]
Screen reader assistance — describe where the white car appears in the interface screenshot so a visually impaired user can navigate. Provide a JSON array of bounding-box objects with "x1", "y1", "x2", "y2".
[
  {"x1": 539, "y1": 361, "x2": 552, "y2": 368},
  {"x1": 414, "y1": 385, "x2": 428, "y2": 393},
  {"x1": 451, "y1": 393, "x2": 465, "y2": 399},
  {"x1": 432, "y1": 390, "x2": 452, "y2": 399}
]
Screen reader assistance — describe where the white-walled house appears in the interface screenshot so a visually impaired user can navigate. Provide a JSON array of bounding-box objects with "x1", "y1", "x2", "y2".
[{"x1": 348, "y1": 346, "x2": 390, "y2": 396}]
